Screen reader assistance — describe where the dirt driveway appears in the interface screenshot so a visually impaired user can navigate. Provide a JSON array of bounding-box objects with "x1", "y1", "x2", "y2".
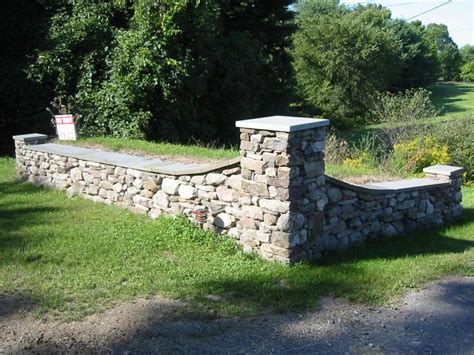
[{"x1": 1, "y1": 276, "x2": 473, "y2": 353}]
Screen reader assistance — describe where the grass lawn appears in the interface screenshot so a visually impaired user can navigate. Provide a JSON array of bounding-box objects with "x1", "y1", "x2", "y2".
[
  {"x1": 59, "y1": 137, "x2": 239, "y2": 161},
  {"x1": 1, "y1": 157, "x2": 473, "y2": 321},
  {"x1": 430, "y1": 82, "x2": 474, "y2": 122}
]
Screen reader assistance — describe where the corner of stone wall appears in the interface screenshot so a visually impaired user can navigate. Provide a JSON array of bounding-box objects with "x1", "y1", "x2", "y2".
[
  {"x1": 423, "y1": 165, "x2": 464, "y2": 219},
  {"x1": 13, "y1": 133, "x2": 49, "y2": 180},
  {"x1": 235, "y1": 116, "x2": 330, "y2": 263}
]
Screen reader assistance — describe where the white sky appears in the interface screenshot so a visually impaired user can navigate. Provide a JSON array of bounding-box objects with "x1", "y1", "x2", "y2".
[{"x1": 341, "y1": 0, "x2": 474, "y2": 47}]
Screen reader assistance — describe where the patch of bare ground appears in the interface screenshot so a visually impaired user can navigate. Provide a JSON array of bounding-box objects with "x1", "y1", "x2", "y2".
[{"x1": 1, "y1": 276, "x2": 473, "y2": 353}]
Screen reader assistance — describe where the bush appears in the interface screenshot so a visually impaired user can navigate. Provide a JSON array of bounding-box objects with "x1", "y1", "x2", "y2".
[
  {"x1": 460, "y1": 61, "x2": 474, "y2": 82},
  {"x1": 433, "y1": 119, "x2": 474, "y2": 181},
  {"x1": 324, "y1": 130, "x2": 351, "y2": 164},
  {"x1": 370, "y1": 88, "x2": 439, "y2": 148},
  {"x1": 389, "y1": 136, "x2": 449, "y2": 176}
]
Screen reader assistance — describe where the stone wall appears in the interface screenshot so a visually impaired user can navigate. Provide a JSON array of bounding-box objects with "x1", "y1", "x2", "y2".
[
  {"x1": 13, "y1": 117, "x2": 465, "y2": 263},
  {"x1": 320, "y1": 174, "x2": 464, "y2": 252},
  {"x1": 13, "y1": 135, "x2": 243, "y2": 237}
]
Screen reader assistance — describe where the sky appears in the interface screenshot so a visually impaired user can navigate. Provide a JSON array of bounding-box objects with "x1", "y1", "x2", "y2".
[{"x1": 341, "y1": 0, "x2": 474, "y2": 47}]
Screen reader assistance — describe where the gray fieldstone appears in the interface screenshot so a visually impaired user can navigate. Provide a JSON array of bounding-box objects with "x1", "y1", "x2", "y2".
[
  {"x1": 206, "y1": 173, "x2": 227, "y2": 186},
  {"x1": 304, "y1": 161, "x2": 324, "y2": 178},
  {"x1": 382, "y1": 224, "x2": 398, "y2": 237},
  {"x1": 241, "y1": 157, "x2": 266, "y2": 173},
  {"x1": 214, "y1": 213, "x2": 234, "y2": 228},
  {"x1": 262, "y1": 138, "x2": 287, "y2": 152},
  {"x1": 178, "y1": 184, "x2": 196, "y2": 199},
  {"x1": 276, "y1": 213, "x2": 305, "y2": 232},
  {"x1": 242, "y1": 205, "x2": 264, "y2": 220},
  {"x1": 152, "y1": 191, "x2": 169, "y2": 208},
  {"x1": 216, "y1": 186, "x2": 237, "y2": 202},
  {"x1": 259, "y1": 199, "x2": 290, "y2": 214},
  {"x1": 162, "y1": 178, "x2": 181, "y2": 195},
  {"x1": 327, "y1": 187, "x2": 342, "y2": 202}
]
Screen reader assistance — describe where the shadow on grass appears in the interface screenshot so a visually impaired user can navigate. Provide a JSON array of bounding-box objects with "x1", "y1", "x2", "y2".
[
  {"x1": 0, "y1": 181, "x2": 63, "y2": 252},
  {"x1": 319, "y1": 207, "x2": 474, "y2": 266},
  {"x1": 0, "y1": 291, "x2": 38, "y2": 319},
  {"x1": 430, "y1": 83, "x2": 474, "y2": 115}
]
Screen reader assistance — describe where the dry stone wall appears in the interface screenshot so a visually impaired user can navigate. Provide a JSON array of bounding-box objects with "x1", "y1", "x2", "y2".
[
  {"x1": 321, "y1": 175, "x2": 463, "y2": 252},
  {"x1": 13, "y1": 117, "x2": 465, "y2": 263},
  {"x1": 14, "y1": 136, "x2": 243, "y2": 236}
]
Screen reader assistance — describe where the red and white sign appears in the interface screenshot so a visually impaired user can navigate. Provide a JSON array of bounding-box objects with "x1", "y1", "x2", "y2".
[{"x1": 55, "y1": 114, "x2": 77, "y2": 140}]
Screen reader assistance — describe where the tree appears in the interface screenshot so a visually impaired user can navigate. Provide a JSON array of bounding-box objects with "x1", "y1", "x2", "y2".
[
  {"x1": 28, "y1": 0, "x2": 295, "y2": 142},
  {"x1": 0, "y1": 0, "x2": 52, "y2": 155},
  {"x1": 293, "y1": 1, "x2": 402, "y2": 122},
  {"x1": 459, "y1": 45, "x2": 474, "y2": 64},
  {"x1": 460, "y1": 61, "x2": 474, "y2": 82},
  {"x1": 423, "y1": 23, "x2": 461, "y2": 81},
  {"x1": 389, "y1": 20, "x2": 439, "y2": 90}
]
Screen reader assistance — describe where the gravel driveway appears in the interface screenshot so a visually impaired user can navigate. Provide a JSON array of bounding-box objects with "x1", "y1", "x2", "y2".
[{"x1": 1, "y1": 276, "x2": 473, "y2": 353}]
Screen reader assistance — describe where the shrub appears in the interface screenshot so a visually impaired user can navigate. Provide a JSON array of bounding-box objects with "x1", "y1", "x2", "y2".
[
  {"x1": 324, "y1": 130, "x2": 351, "y2": 164},
  {"x1": 389, "y1": 136, "x2": 449, "y2": 176},
  {"x1": 460, "y1": 61, "x2": 474, "y2": 82},
  {"x1": 433, "y1": 119, "x2": 474, "y2": 181},
  {"x1": 370, "y1": 88, "x2": 439, "y2": 149}
]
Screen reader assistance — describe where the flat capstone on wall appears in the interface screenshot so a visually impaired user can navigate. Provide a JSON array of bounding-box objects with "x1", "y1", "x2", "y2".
[{"x1": 13, "y1": 116, "x2": 465, "y2": 263}]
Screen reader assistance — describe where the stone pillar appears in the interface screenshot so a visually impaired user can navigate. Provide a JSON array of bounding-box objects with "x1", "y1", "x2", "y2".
[
  {"x1": 13, "y1": 133, "x2": 49, "y2": 179},
  {"x1": 423, "y1": 165, "x2": 464, "y2": 218},
  {"x1": 235, "y1": 116, "x2": 330, "y2": 263}
]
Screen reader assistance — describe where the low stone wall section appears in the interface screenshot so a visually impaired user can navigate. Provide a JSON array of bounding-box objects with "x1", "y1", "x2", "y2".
[
  {"x1": 13, "y1": 137, "x2": 243, "y2": 237},
  {"x1": 321, "y1": 173, "x2": 464, "y2": 252}
]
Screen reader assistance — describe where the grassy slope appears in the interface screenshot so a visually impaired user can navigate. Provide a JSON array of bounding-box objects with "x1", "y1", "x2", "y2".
[
  {"x1": 430, "y1": 82, "x2": 474, "y2": 122},
  {"x1": 341, "y1": 82, "x2": 474, "y2": 143},
  {"x1": 1, "y1": 157, "x2": 473, "y2": 321}
]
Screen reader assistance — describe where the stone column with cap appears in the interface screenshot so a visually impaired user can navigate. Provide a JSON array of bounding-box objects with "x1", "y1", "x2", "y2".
[
  {"x1": 423, "y1": 164, "x2": 465, "y2": 219},
  {"x1": 235, "y1": 116, "x2": 330, "y2": 263},
  {"x1": 13, "y1": 133, "x2": 49, "y2": 179}
]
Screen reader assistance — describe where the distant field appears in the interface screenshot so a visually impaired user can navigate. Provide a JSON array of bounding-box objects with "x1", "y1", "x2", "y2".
[{"x1": 430, "y1": 82, "x2": 474, "y2": 122}]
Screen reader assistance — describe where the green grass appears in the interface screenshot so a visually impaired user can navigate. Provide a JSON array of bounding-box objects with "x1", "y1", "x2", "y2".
[
  {"x1": 60, "y1": 136, "x2": 239, "y2": 161},
  {"x1": 1, "y1": 157, "x2": 473, "y2": 321},
  {"x1": 326, "y1": 163, "x2": 382, "y2": 179},
  {"x1": 430, "y1": 82, "x2": 474, "y2": 122}
]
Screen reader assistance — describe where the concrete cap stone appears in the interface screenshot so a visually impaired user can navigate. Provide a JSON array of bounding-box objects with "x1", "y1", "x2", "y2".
[
  {"x1": 13, "y1": 133, "x2": 48, "y2": 142},
  {"x1": 423, "y1": 165, "x2": 465, "y2": 177},
  {"x1": 235, "y1": 116, "x2": 330, "y2": 132}
]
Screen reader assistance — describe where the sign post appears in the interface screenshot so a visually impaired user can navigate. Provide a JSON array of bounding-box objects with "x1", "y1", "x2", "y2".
[{"x1": 55, "y1": 114, "x2": 77, "y2": 140}]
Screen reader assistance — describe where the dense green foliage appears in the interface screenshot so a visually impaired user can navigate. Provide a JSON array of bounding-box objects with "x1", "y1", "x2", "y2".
[
  {"x1": 0, "y1": 0, "x2": 470, "y2": 152},
  {"x1": 390, "y1": 20, "x2": 439, "y2": 90},
  {"x1": 293, "y1": 2, "x2": 401, "y2": 121},
  {"x1": 459, "y1": 45, "x2": 474, "y2": 82},
  {"x1": 0, "y1": 0, "x2": 53, "y2": 154},
  {"x1": 424, "y1": 23, "x2": 462, "y2": 81},
  {"x1": 292, "y1": 1, "x2": 453, "y2": 124},
  {"x1": 433, "y1": 119, "x2": 474, "y2": 181},
  {"x1": 28, "y1": 0, "x2": 294, "y2": 142}
]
